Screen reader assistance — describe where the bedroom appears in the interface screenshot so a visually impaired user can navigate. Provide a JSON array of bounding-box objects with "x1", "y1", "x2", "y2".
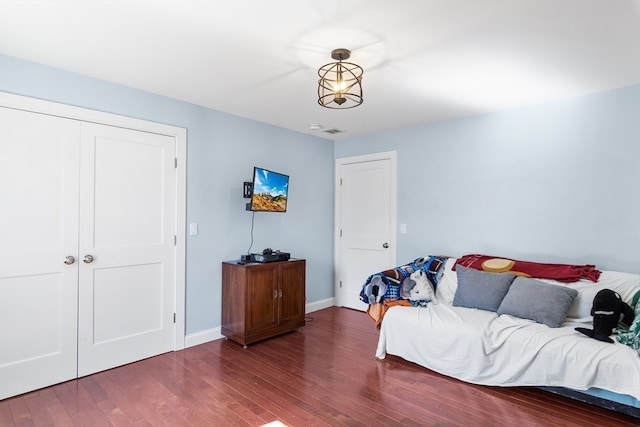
[{"x1": 1, "y1": 0, "x2": 639, "y2": 424}]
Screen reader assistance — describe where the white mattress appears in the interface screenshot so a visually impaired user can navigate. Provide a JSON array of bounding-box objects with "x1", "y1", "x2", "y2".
[{"x1": 376, "y1": 259, "x2": 640, "y2": 400}]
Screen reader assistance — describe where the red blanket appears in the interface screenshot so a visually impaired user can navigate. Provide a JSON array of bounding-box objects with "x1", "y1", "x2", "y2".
[{"x1": 454, "y1": 254, "x2": 601, "y2": 282}]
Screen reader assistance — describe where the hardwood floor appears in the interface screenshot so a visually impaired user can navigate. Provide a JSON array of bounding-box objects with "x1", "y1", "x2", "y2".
[{"x1": 1, "y1": 306, "x2": 638, "y2": 426}]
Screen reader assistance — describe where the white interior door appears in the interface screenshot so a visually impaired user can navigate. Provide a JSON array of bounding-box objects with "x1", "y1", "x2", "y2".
[
  {"x1": 77, "y1": 123, "x2": 176, "y2": 376},
  {"x1": 0, "y1": 108, "x2": 80, "y2": 399},
  {"x1": 335, "y1": 152, "x2": 397, "y2": 310}
]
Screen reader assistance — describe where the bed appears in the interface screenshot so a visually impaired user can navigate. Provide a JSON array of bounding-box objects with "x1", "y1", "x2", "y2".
[{"x1": 363, "y1": 256, "x2": 640, "y2": 417}]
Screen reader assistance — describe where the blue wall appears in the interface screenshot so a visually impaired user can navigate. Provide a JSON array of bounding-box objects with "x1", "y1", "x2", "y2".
[
  {"x1": 0, "y1": 54, "x2": 336, "y2": 335},
  {"x1": 2, "y1": 53, "x2": 638, "y2": 341},
  {"x1": 336, "y1": 85, "x2": 640, "y2": 273}
]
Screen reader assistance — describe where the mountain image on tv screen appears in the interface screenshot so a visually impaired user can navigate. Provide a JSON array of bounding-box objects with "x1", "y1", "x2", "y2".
[{"x1": 251, "y1": 167, "x2": 289, "y2": 212}]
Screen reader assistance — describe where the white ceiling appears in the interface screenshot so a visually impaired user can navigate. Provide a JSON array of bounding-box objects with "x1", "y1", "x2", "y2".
[{"x1": 1, "y1": 1, "x2": 639, "y2": 140}]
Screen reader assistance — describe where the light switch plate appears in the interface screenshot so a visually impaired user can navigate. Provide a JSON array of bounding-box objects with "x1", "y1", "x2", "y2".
[{"x1": 189, "y1": 223, "x2": 198, "y2": 236}]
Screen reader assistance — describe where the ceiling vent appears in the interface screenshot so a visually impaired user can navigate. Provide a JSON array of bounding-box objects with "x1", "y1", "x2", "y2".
[{"x1": 322, "y1": 128, "x2": 344, "y2": 134}]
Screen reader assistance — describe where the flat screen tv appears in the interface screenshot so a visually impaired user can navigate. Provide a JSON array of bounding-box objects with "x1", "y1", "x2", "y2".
[{"x1": 248, "y1": 167, "x2": 289, "y2": 212}]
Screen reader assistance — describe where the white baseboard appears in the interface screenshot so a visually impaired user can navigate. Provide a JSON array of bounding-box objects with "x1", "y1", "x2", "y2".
[
  {"x1": 183, "y1": 298, "x2": 336, "y2": 348},
  {"x1": 306, "y1": 297, "x2": 335, "y2": 313},
  {"x1": 185, "y1": 327, "x2": 224, "y2": 348}
]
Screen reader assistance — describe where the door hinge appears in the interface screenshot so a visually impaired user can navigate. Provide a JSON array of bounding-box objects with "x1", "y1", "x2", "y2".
[
  {"x1": 174, "y1": 235, "x2": 177, "y2": 245},
  {"x1": 339, "y1": 280, "x2": 342, "y2": 288},
  {"x1": 173, "y1": 313, "x2": 176, "y2": 323},
  {"x1": 340, "y1": 178, "x2": 342, "y2": 186},
  {"x1": 175, "y1": 157, "x2": 178, "y2": 168},
  {"x1": 340, "y1": 229, "x2": 342, "y2": 237}
]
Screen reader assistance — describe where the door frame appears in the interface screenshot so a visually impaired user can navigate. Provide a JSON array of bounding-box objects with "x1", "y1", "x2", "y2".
[
  {"x1": 334, "y1": 151, "x2": 397, "y2": 307},
  {"x1": 0, "y1": 91, "x2": 187, "y2": 350}
]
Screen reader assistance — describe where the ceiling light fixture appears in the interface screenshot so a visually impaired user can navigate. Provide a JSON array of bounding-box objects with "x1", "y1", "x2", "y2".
[{"x1": 318, "y1": 48, "x2": 363, "y2": 109}]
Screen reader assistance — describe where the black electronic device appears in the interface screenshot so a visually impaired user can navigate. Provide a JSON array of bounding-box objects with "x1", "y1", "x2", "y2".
[{"x1": 250, "y1": 249, "x2": 290, "y2": 263}]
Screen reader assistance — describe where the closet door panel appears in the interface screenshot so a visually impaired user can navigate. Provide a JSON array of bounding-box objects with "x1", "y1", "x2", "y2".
[
  {"x1": 77, "y1": 122, "x2": 176, "y2": 376},
  {"x1": 0, "y1": 108, "x2": 80, "y2": 399}
]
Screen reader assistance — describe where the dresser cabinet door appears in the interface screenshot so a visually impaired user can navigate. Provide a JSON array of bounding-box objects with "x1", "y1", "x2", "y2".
[
  {"x1": 246, "y1": 265, "x2": 279, "y2": 333},
  {"x1": 279, "y1": 260, "x2": 306, "y2": 325}
]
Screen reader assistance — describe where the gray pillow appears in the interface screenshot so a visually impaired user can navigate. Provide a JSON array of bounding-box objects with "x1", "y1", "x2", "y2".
[
  {"x1": 497, "y1": 277, "x2": 578, "y2": 328},
  {"x1": 453, "y1": 266, "x2": 515, "y2": 311}
]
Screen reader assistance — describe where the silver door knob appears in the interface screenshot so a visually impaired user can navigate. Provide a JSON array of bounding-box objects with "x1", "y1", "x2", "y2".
[
  {"x1": 83, "y1": 254, "x2": 94, "y2": 264},
  {"x1": 64, "y1": 255, "x2": 75, "y2": 265},
  {"x1": 382, "y1": 243, "x2": 389, "y2": 249}
]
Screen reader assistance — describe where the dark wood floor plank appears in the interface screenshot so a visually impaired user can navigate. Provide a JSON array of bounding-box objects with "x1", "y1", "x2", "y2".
[
  {"x1": 65, "y1": 380, "x2": 112, "y2": 427},
  {"x1": 95, "y1": 369, "x2": 148, "y2": 426},
  {"x1": 1, "y1": 307, "x2": 639, "y2": 426},
  {"x1": 24, "y1": 393, "x2": 54, "y2": 426},
  {"x1": 143, "y1": 351, "x2": 259, "y2": 425},
  {"x1": 9, "y1": 395, "x2": 34, "y2": 427},
  {"x1": 217, "y1": 346, "x2": 375, "y2": 424},
  {"x1": 220, "y1": 334, "x2": 405, "y2": 425},
  {"x1": 0, "y1": 399, "x2": 15, "y2": 427}
]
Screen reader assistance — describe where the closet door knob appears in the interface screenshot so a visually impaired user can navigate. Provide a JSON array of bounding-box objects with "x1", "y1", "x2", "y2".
[
  {"x1": 83, "y1": 254, "x2": 94, "y2": 264},
  {"x1": 382, "y1": 243, "x2": 389, "y2": 249},
  {"x1": 64, "y1": 255, "x2": 75, "y2": 265}
]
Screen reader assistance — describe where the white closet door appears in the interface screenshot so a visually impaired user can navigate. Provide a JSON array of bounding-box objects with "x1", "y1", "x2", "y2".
[
  {"x1": 0, "y1": 108, "x2": 80, "y2": 399},
  {"x1": 77, "y1": 122, "x2": 176, "y2": 376}
]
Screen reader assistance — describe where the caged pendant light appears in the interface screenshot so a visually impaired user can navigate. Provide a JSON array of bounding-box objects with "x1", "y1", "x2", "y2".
[{"x1": 317, "y1": 48, "x2": 363, "y2": 109}]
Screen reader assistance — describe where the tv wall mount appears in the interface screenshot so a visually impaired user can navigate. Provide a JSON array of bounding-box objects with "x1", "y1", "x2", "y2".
[{"x1": 243, "y1": 182, "x2": 253, "y2": 199}]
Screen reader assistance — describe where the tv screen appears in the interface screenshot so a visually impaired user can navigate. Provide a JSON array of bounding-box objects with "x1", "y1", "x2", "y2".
[{"x1": 249, "y1": 167, "x2": 289, "y2": 212}]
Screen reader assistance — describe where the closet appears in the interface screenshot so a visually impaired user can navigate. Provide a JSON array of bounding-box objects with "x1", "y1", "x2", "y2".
[{"x1": 0, "y1": 94, "x2": 186, "y2": 399}]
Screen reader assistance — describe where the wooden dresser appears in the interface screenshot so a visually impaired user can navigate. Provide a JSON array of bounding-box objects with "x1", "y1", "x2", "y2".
[{"x1": 221, "y1": 259, "x2": 306, "y2": 346}]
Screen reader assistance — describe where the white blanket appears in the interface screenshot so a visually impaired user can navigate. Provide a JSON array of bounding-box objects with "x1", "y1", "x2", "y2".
[{"x1": 375, "y1": 259, "x2": 640, "y2": 400}]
